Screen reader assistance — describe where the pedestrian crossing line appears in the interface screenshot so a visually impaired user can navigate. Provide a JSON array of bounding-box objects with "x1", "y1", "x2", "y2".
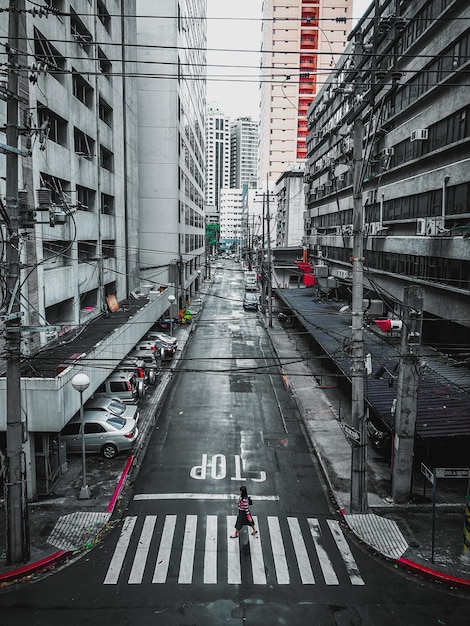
[
  {"x1": 153, "y1": 514, "x2": 176, "y2": 583},
  {"x1": 307, "y1": 518, "x2": 339, "y2": 585},
  {"x1": 267, "y1": 516, "x2": 290, "y2": 584},
  {"x1": 179, "y1": 515, "x2": 197, "y2": 584},
  {"x1": 104, "y1": 516, "x2": 137, "y2": 585},
  {"x1": 203, "y1": 515, "x2": 218, "y2": 584},
  {"x1": 287, "y1": 517, "x2": 315, "y2": 584},
  {"x1": 129, "y1": 515, "x2": 156, "y2": 584},
  {"x1": 227, "y1": 515, "x2": 241, "y2": 584},
  {"x1": 103, "y1": 514, "x2": 366, "y2": 587},
  {"x1": 327, "y1": 519, "x2": 365, "y2": 586},
  {"x1": 248, "y1": 517, "x2": 266, "y2": 584}
]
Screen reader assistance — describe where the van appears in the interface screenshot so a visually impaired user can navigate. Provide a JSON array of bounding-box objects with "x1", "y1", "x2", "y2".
[
  {"x1": 94, "y1": 371, "x2": 143, "y2": 403},
  {"x1": 244, "y1": 271, "x2": 258, "y2": 291}
]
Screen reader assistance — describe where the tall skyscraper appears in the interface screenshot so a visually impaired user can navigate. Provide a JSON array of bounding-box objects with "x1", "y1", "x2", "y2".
[
  {"x1": 230, "y1": 117, "x2": 258, "y2": 189},
  {"x1": 137, "y1": 0, "x2": 206, "y2": 305},
  {"x1": 259, "y1": 0, "x2": 353, "y2": 186},
  {"x1": 205, "y1": 105, "x2": 231, "y2": 214}
]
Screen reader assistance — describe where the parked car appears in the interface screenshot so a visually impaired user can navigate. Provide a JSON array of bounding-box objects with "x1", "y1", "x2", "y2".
[
  {"x1": 144, "y1": 331, "x2": 178, "y2": 358},
  {"x1": 94, "y1": 371, "x2": 144, "y2": 403},
  {"x1": 127, "y1": 349, "x2": 162, "y2": 384},
  {"x1": 60, "y1": 412, "x2": 138, "y2": 459},
  {"x1": 115, "y1": 356, "x2": 149, "y2": 383},
  {"x1": 84, "y1": 397, "x2": 140, "y2": 423},
  {"x1": 243, "y1": 292, "x2": 259, "y2": 311}
]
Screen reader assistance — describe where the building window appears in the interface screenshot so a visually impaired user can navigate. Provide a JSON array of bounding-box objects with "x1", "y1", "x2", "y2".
[
  {"x1": 100, "y1": 145, "x2": 114, "y2": 172},
  {"x1": 72, "y1": 71, "x2": 93, "y2": 107},
  {"x1": 99, "y1": 97, "x2": 113, "y2": 126},
  {"x1": 76, "y1": 185, "x2": 95, "y2": 211},
  {"x1": 97, "y1": 0, "x2": 111, "y2": 33},
  {"x1": 74, "y1": 128, "x2": 95, "y2": 159},
  {"x1": 70, "y1": 8, "x2": 92, "y2": 54},
  {"x1": 34, "y1": 28, "x2": 66, "y2": 85},
  {"x1": 100, "y1": 193, "x2": 114, "y2": 215},
  {"x1": 37, "y1": 105, "x2": 68, "y2": 146}
]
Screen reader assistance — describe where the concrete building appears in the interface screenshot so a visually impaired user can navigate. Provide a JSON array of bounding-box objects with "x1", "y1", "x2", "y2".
[
  {"x1": 230, "y1": 116, "x2": 258, "y2": 189},
  {"x1": 0, "y1": 1, "x2": 146, "y2": 496},
  {"x1": 258, "y1": 0, "x2": 353, "y2": 187},
  {"x1": 136, "y1": 0, "x2": 206, "y2": 307},
  {"x1": 205, "y1": 105, "x2": 231, "y2": 216},
  {"x1": 302, "y1": 0, "x2": 470, "y2": 453},
  {"x1": 275, "y1": 164, "x2": 305, "y2": 247},
  {"x1": 219, "y1": 188, "x2": 244, "y2": 253}
]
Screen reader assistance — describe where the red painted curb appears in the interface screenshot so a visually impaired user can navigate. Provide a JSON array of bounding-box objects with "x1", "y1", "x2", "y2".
[
  {"x1": 397, "y1": 557, "x2": 470, "y2": 588},
  {"x1": 0, "y1": 549, "x2": 72, "y2": 584},
  {"x1": 107, "y1": 454, "x2": 134, "y2": 513}
]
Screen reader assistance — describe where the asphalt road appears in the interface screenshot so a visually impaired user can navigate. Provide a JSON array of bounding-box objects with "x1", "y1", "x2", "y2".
[{"x1": 0, "y1": 261, "x2": 469, "y2": 625}]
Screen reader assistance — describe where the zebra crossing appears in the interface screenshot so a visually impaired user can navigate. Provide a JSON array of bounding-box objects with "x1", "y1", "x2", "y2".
[{"x1": 104, "y1": 514, "x2": 365, "y2": 586}]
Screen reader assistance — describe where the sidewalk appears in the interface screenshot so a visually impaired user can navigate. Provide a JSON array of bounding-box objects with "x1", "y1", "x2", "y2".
[
  {"x1": 265, "y1": 312, "x2": 470, "y2": 589},
  {"x1": 1, "y1": 289, "x2": 469, "y2": 589}
]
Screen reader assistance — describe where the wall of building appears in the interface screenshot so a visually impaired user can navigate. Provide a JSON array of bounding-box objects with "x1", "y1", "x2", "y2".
[{"x1": 303, "y1": 0, "x2": 470, "y2": 346}]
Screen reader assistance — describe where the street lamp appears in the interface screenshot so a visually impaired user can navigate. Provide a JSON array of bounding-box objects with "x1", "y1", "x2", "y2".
[
  {"x1": 71, "y1": 373, "x2": 91, "y2": 500},
  {"x1": 168, "y1": 294, "x2": 176, "y2": 337}
]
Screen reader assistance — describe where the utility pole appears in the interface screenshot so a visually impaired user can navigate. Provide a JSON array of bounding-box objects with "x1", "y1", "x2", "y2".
[
  {"x1": 265, "y1": 177, "x2": 273, "y2": 328},
  {"x1": 391, "y1": 285, "x2": 424, "y2": 503},
  {"x1": 260, "y1": 192, "x2": 266, "y2": 315},
  {"x1": 4, "y1": 0, "x2": 30, "y2": 564},
  {"x1": 349, "y1": 31, "x2": 368, "y2": 514}
]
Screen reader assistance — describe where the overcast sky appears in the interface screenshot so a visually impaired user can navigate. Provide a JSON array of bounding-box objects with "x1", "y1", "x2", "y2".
[{"x1": 206, "y1": 0, "x2": 372, "y2": 120}]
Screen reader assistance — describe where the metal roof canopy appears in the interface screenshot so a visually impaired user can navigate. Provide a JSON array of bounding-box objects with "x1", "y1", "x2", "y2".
[{"x1": 277, "y1": 289, "x2": 470, "y2": 441}]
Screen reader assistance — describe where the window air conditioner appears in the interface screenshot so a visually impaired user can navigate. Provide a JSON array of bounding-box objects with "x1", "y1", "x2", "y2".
[{"x1": 410, "y1": 128, "x2": 428, "y2": 142}]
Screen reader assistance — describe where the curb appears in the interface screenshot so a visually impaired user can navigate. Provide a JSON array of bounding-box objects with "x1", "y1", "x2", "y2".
[
  {"x1": 396, "y1": 557, "x2": 470, "y2": 589},
  {"x1": 0, "y1": 455, "x2": 135, "y2": 585}
]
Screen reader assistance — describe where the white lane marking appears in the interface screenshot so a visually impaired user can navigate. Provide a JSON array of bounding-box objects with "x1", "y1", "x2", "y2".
[
  {"x1": 327, "y1": 519, "x2": 365, "y2": 585},
  {"x1": 249, "y1": 516, "x2": 266, "y2": 584},
  {"x1": 288, "y1": 517, "x2": 315, "y2": 584},
  {"x1": 103, "y1": 516, "x2": 136, "y2": 585},
  {"x1": 134, "y1": 493, "x2": 279, "y2": 501},
  {"x1": 128, "y1": 515, "x2": 156, "y2": 584},
  {"x1": 227, "y1": 515, "x2": 241, "y2": 584},
  {"x1": 267, "y1": 516, "x2": 289, "y2": 584},
  {"x1": 178, "y1": 515, "x2": 197, "y2": 584},
  {"x1": 153, "y1": 515, "x2": 177, "y2": 583},
  {"x1": 204, "y1": 515, "x2": 218, "y2": 584},
  {"x1": 307, "y1": 518, "x2": 339, "y2": 585}
]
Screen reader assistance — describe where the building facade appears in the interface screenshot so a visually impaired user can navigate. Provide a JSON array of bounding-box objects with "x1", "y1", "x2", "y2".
[
  {"x1": 205, "y1": 105, "x2": 231, "y2": 214},
  {"x1": 0, "y1": 0, "x2": 147, "y2": 497},
  {"x1": 304, "y1": 0, "x2": 470, "y2": 358},
  {"x1": 136, "y1": 0, "x2": 206, "y2": 307},
  {"x1": 275, "y1": 164, "x2": 305, "y2": 247},
  {"x1": 230, "y1": 116, "x2": 258, "y2": 189},
  {"x1": 219, "y1": 188, "x2": 245, "y2": 253},
  {"x1": 258, "y1": 0, "x2": 353, "y2": 187}
]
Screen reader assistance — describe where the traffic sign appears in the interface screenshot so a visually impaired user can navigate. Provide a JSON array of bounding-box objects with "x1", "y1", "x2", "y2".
[
  {"x1": 421, "y1": 463, "x2": 434, "y2": 484},
  {"x1": 340, "y1": 422, "x2": 361, "y2": 444},
  {"x1": 434, "y1": 467, "x2": 470, "y2": 479}
]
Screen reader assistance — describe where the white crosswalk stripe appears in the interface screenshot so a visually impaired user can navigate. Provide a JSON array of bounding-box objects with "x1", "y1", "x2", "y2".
[{"x1": 104, "y1": 514, "x2": 365, "y2": 587}]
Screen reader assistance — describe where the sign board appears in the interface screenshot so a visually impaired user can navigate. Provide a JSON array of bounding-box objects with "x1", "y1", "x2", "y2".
[
  {"x1": 434, "y1": 468, "x2": 470, "y2": 479},
  {"x1": 421, "y1": 463, "x2": 434, "y2": 485},
  {"x1": 341, "y1": 422, "x2": 361, "y2": 444}
]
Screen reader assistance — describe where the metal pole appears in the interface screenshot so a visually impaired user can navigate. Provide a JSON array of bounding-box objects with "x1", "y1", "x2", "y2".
[
  {"x1": 79, "y1": 390, "x2": 90, "y2": 500},
  {"x1": 266, "y1": 179, "x2": 273, "y2": 328},
  {"x1": 5, "y1": 0, "x2": 29, "y2": 564},
  {"x1": 350, "y1": 31, "x2": 367, "y2": 513}
]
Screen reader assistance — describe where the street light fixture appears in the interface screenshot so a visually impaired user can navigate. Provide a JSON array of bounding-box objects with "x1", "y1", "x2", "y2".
[
  {"x1": 168, "y1": 294, "x2": 176, "y2": 337},
  {"x1": 71, "y1": 373, "x2": 91, "y2": 500}
]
